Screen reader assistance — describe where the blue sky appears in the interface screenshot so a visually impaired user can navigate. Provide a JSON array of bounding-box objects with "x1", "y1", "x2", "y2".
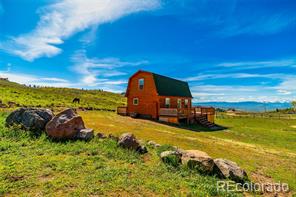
[{"x1": 0, "y1": 0, "x2": 296, "y2": 102}]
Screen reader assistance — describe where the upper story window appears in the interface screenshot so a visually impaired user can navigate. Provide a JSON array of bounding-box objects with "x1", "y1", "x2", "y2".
[
  {"x1": 165, "y1": 98, "x2": 170, "y2": 108},
  {"x1": 177, "y1": 99, "x2": 181, "y2": 108},
  {"x1": 133, "y1": 98, "x2": 139, "y2": 105},
  {"x1": 184, "y1": 99, "x2": 189, "y2": 108},
  {"x1": 138, "y1": 78, "x2": 144, "y2": 90}
]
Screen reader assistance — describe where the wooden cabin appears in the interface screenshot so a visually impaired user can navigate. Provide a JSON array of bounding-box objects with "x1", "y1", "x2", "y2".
[{"x1": 117, "y1": 70, "x2": 215, "y2": 125}]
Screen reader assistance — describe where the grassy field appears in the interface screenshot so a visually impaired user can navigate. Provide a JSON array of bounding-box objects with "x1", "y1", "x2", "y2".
[
  {"x1": 0, "y1": 80, "x2": 295, "y2": 196},
  {"x1": 81, "y1": 111, "x2": 296, "y2": 192},
  {"x1": 0, "y1": 80, "x2": 125, "y2": 110},
  {"x1": 0, "y1": 112, "x2": 240, "y2": 196}
]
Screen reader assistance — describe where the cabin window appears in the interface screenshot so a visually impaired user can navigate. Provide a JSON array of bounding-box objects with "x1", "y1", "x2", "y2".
[
  {"x1": 138, "y1": 78, "x2": 144, "y2": 90},
  {"x1": 165, "y1": 98, "x2": 170, "y2": 108},
  {"x1": 184, "y1": 99, "x2": 189, "y2": 108},
  {"x1": 133, "y1": 98, "x2": 139, "y2": 105},
  {"x1": 177, "y1": 99, "x2": 181, "y2": 108}
]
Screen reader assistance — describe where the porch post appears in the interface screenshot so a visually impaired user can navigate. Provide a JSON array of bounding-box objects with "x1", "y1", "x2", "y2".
[{"x1": 187, "y1": 99, "x2": 190, "y2": 124}]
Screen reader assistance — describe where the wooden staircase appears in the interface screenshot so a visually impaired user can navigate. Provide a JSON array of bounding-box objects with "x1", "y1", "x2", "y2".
[{"x1": 195, "y1": 115, "x2": 218, "y2": 129}]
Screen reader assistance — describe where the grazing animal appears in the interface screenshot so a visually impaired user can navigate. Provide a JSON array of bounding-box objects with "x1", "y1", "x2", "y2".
[{"x1": 72, "y1": 98, "x2": 80, "y2": 104}]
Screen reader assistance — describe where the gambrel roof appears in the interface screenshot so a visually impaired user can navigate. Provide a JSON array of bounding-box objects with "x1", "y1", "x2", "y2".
[{"x1": 152, "y1": 72, "x2": 192, "y2": 98}]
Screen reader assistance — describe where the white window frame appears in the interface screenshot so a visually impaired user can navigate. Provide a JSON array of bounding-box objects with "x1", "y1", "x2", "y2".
[
  {"x1": 165, "y1": 98, "x2": 170, "y2": 108},
  {"x1": 133, "y1": 98, "x2": 139, "y2": 105},
  {"x1": 138, "y1": 78, "x2": 144, "y2": 90}
]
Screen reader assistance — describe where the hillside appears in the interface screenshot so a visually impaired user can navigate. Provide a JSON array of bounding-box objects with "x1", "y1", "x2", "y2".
[
  {"x1": 0, "y1": 112, "x2": 239, "y2": 196},
  {"x1": 0, "y1": 80, "x2": 295, "y2": 196},
  {"x1": 0, "y1": 80, "x2": 126, "y2": 110}
]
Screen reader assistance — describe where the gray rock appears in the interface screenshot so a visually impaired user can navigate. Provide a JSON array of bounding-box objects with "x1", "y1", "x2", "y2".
[
  {"x1": 160, "y1": 150, "x2": 182, "y2": 166},
  {"x1": 181, "y1": 150, "x2": 214, "y2": 174},
  {"x1": 97, "y1": 132, "x2": 107, "y2": 139},
  {"x1": 6, "y1": 108, "x2": 54, "y2": 133},
  {"x1": 118, "y1": 133, "x2": 140, "y2": 150},
  {"x1": 108, "y1": 134, "x2": 119, "y2": 142},
  {"x1": 76, "y1": 128, "x2": 94, "y2": 141},
  {"x1": 213, "y1": 158, "x2": 248, "y2": 183},
  {"x1": 45, "y1": 108, "x2": 85, "y2": 139},
  {"x1": 136, "y1": 145, "x2": 148, "y2": 154},
  {"x1": 147, "y1": 140, "x2": 161, "y2": 148}
]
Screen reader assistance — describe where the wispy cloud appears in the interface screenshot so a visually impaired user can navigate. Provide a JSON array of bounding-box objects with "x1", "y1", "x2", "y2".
[
  {"x1": 191, "y1": 84, "x2": 293, "y2": 102},
  {"x1": 40, "y1": 77, "x2": 69, "y2": 83},
  {"x1": 0, "y1": 0, "x2": 160, "y2": 61},
  {"x1": 169, "y1": 1, "x2": 296, "y2": 36},
  {"x1": 217, "y1": 58, "x2": 296, "y2": 69},
  {"x1": 186, "y1": 57, "x2": 296, "y2": 102},
  {"x1": 219, "y1": 14, "x2": 296, "y2": 36},
  {"x1": 0, "y1": 71, "x2": 70, "y2": 86},
  {"x1": 71, "y1": 50, "x2": 148, "y2": 86}
]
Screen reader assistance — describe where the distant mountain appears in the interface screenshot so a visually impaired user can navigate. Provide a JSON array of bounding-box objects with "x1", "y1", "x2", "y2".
[{"x1": 194, "y1": 101, "x2": 292, "y2": 112}]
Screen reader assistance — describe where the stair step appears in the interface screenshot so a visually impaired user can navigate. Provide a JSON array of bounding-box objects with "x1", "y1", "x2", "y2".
[{"x1": 195, "y1": 116, "x2": 218, "y2": 129}]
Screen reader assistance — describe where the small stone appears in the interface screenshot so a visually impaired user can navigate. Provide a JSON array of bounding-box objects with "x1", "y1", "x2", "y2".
[
  {"x1": 147, "y1": 140, "x2": 161, "y2": 148},
  {"x1": 97, "y1": 132, "x2": 107, "y2": 139},
  {"x1": 76, "y1": 128, "x2": 94, "y2": 141},
  {"x1": 136, "y1": 145, "x2": 148, "y2": 154},
  {"x1": 118, "y1": 133, "x2": 140, "y2": 150},
  {"x1": 108, "y1": 134, "x2": 119, "y2": 142}
]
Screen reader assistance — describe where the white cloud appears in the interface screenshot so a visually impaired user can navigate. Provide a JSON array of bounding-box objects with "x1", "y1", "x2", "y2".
[
  {"x1": 40, "y1": 77, "x2": 69, "y2": 83},
  {"x1": 0, "y1": 0, "x2": 160, "y2": 61},
  {"x1": 217, "y1": 58, "x2": 296, "y2": 69},
  {"x1": 0, "y1": 71, "x2": 71, "y2": 86},
  {"x1": 219, "y1": 14, "x2": 296, "y2": 36},
  {"x1": 277, "y1": 89, "x2": 292, "y2": 95},
  {"x1": 0, "y1": 72, "x2": 38, "y2": 84},
  {"x1": 71, "y1": 50, "x2": 147, "y2": 86}
]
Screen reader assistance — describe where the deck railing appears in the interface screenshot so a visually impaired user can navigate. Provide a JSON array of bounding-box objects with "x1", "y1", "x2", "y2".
[
  {"x1": 159, "y1": 107, "x2": 215, "y2": 117},
  {"x1": 117, "y1": 106, "x2": 127, "y2": 115}
]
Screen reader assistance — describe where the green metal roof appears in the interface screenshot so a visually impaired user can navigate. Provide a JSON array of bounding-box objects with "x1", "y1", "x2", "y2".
[{"x1": 152, "y1": 73, "x2": 192, "y2": 98}]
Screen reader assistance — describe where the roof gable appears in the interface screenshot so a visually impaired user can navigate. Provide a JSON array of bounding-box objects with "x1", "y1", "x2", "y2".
[{"x1": 152, "y1": 73, "x2": 192, "y2": 98}]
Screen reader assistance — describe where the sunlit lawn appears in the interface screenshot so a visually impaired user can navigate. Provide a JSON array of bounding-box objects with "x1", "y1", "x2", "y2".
[{"x1": 81, "y1": 111, "x2": 296, "y2": 191}]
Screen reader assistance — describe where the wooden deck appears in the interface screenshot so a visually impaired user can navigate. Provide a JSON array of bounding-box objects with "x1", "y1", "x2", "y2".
[
  {"x1": 117, "y1": 106, "x2": 215, "y2": 124},
  {"x1": 159, "y1": 107, "x2": 214, "y2": 119}
]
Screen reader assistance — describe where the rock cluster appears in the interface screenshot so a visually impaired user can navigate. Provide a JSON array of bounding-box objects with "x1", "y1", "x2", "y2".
[
  {"x1": 5, "y1": 108, "x2": 247, "y2": 183},
  {"x1": 160, "y1": 148, "x2": 248, "y2": 183},
  {"x1": 6, "y1": 108, "x2": 93, "y2": 140}
]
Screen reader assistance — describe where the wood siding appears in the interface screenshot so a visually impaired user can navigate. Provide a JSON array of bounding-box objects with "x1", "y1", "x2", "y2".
[
  {"x1": 158, "y1": 96, "x2": 192, "y2": 109},
  {"x1": 126, "y1": 71, "x2": 159, "y2": 119}
]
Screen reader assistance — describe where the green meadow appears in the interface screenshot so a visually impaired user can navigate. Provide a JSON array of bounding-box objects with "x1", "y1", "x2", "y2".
[
  {"x1": 0, "y1": 80, "x2": 295, "y2": 196},
  {"x1": 0, "y1": 79, "x2": 125, "y2": 110}
]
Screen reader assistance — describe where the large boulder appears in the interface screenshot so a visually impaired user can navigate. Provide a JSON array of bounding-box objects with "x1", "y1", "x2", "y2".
[
  {"x1": 213, "y1": 158, "x2": 248, "y2": 183},
  {"x1": 118, "y1": 133, "x2": 140, "y2": 150},
  {"x1": 5, "y1": 108, "x2": 54, "y2": 133},
  {"x1": 181, "y1": 150, "x2": 214, "y2": 174},
  {"x1": 45, "y1": 108, "x2": 85, "y2": 139}
]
